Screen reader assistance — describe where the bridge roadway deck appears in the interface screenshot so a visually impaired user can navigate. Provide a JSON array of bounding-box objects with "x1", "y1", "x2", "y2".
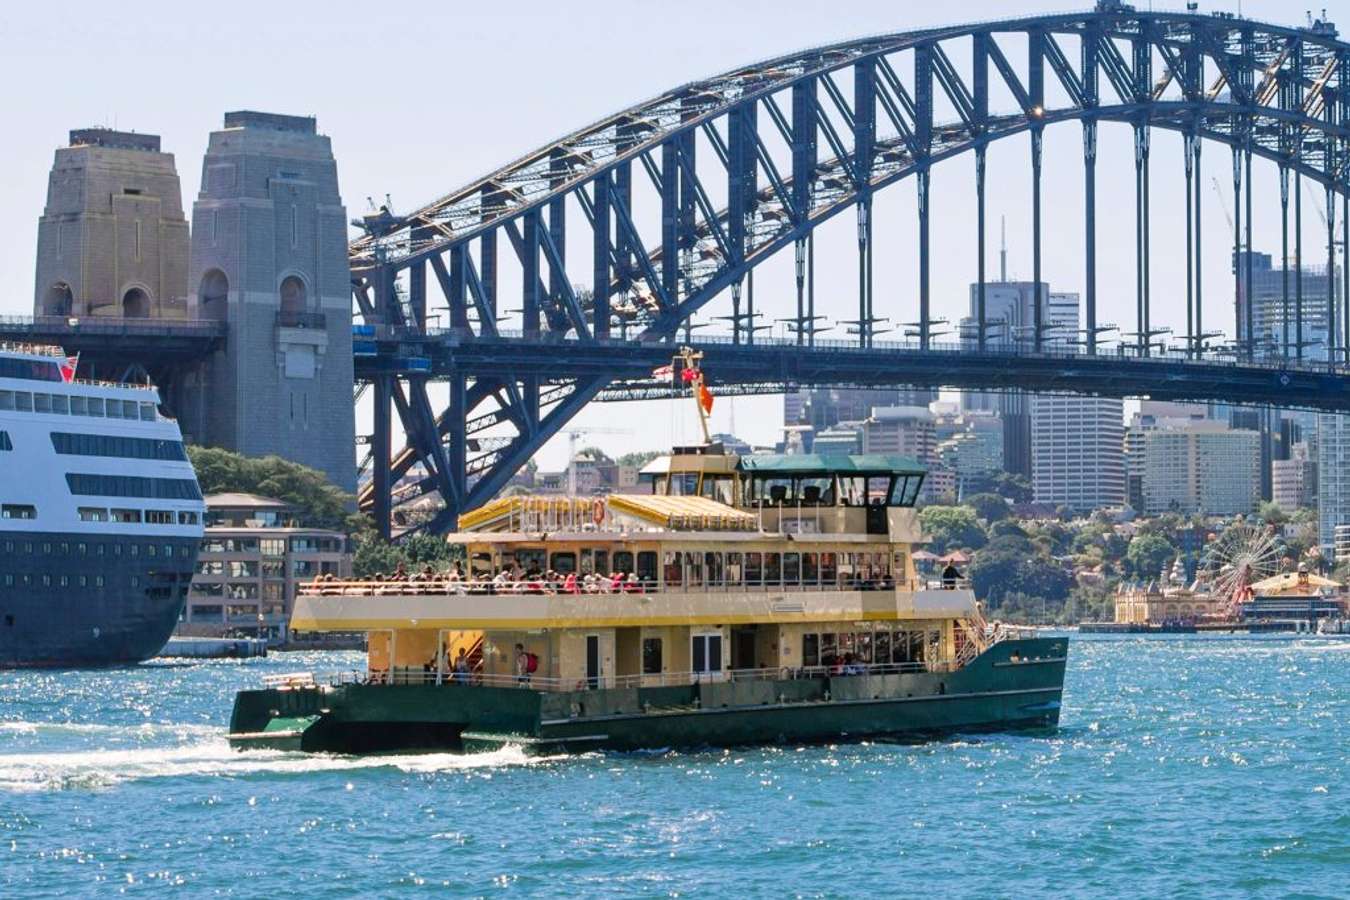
[
  {"x1": 0, "y1": 316, "x2": 226, "y2": 363},
  {"x1": 354, "y1": 331, "x2": 1350, "y2": 413}
]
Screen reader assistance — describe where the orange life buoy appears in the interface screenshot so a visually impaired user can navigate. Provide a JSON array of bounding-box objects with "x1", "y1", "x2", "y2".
[{"x1": 592, "y1": 499, "x2": 606, "y2": 525}]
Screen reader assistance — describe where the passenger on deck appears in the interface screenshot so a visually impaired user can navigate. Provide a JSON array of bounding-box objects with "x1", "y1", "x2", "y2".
[
  {"x1": 393, "y1": 561, "x2": 408, "y2": 581},
  {"x1": 563, "y1": 571, "x2": 579, "y2": 594},
  {"x1": 514, "y1": 644, "x2": 531, "y2": 685},
  {"x1": 625, "y1": 573, "x2": 641, "y2": 594},
  {"x1": 453, "y1": 649, "x2": 470, "y2": 684},
  {"x1": 941, "y1": 563, "x2": 961, "y2": 590},
  {"x1": 610, "y1": 571, "x2": 625, "y2": 593}
]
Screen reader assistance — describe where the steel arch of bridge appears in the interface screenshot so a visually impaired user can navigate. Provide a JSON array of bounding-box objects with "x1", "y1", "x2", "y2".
[{"x1": 353, "y1": 5, "x2": 1350, "y2": 536}]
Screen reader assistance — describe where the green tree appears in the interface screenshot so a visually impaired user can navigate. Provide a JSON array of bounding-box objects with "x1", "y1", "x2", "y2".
[
  {"x1": 965, "y1": 492, "x2": 1010, "y2": 523},
  {"x1": 1257, "y1": 501, "x2": 1288, "y2": 525},
  {"x1": 350, "y1": 530, "x2": 458, "y2": 578},
  {"x1": 617, "y1": 450, "x2": 662, "y2": 469},
  {"x1": 1125, "y1": 533, "x2": 1177, "y2": 580},
  {"x1": 188, "y1": 446, "x2": 357, "y2": 532},
  {"x1": 918, "y1": 506, "x2": 987, "y2": 555}
]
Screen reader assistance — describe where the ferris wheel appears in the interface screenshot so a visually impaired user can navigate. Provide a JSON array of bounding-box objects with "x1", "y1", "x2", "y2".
[{"x1": 1201, "y1": 518, "x2": 1282, "y2": 616}]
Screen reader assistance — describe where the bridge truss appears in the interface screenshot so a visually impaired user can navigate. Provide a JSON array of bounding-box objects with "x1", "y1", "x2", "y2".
[{"x1": 350, "y1": 3, "x2": 1350, "y2": 536}]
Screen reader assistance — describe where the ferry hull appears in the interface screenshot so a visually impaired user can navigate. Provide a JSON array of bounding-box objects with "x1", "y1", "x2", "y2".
[
  {"x1": 0, "y1": 533, "x2": 198, "y2": 668},
  {"x1": 228, "y1": 637, "x2": 1066, "y2": 754}
]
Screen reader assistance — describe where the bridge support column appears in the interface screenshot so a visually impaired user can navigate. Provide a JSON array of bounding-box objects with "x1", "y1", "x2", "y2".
[
  {"x1": 917, "y1": 173, "x2": 929, "y2": 351},
  {"x1": 794, "y1": 238, "x2": 806, "y2": 347},
  {"x1": 1344, "y1": 191, "x2": 1349, "y2": 361},
  {"x1": 731, "y1": 279, "x2": 742, "y2": 345},
  {"x1": 1245, "y1": 148, "x2": 1255, "y2": 360},
  {"x1": 1232, "y1": 147, "x2": 1243, "y2": 359},
  {"x1": 1280, "y1": 165, "x2": 1291, "y2": 358},
  {"x1": 855, "y1": 200, "x2": 869, "y2": 348},
  {"x1": 1184, "y1": 133, "x2": 1195, "y2": 357},
  {"x1": 372, "y1": 375, "x2": 392, "y2": 541},
  {"x1": 1194, "y1": 136, "x2": 1203, "y2": 355},
  {"x1": 976, "y1": 144, "x2": 987, "y2": 352},
  {"x1": 1296, "y1": 172, "x2": 1304, "y2": 362},
  {"x1": 1030, "y1": 128, "x2": 1043, "y2": 352},
  {"x1": 1134, "y1": 124, "x2": 1150, "y2": 355},
  {"x1": 447, "y1": 374, "x2": 467, "y2": 531},
  {"x1": 1327, "y1": 184, "x2": 1337, "y2": 364},
  {"x1": 808, "y1": 233, "x2": 816, "y2": 348},
  {"x1": 1083, "y1": 122, "x2": 1097, "y2": 355}
]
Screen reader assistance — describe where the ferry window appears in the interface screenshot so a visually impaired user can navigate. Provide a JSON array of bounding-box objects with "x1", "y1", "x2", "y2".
[
  {"x1": 691, "y1": 633, "x2": 722, "y2": 674},
  {"x1": 671, "y1": 473, "x2": 698, "y2": 496},
  {"x1": 704, "y1": 552, "x2": 722, "y2": 587},
  {"x1": 803, "y1": 634, "x2": 820, "y2": 667},
  {"x1": 1, "y1": 505, "x2": 36, "y2": 520},
  {"x1": 140, "y1": 403, "x2": 157, "y2": 421},
  {"x1": 802, "y1": 553, "x2": 819, "y2": 586},
  {"x1": 782, "y1": 552, "x2": 800, "y2": 586},
  {"x1": 511, "y1": 548, "x2": 546, "y2": 574},
  {"x1": 34, "y1": 393, "x2": 52, "y2": 413},
  {"x1": 613, "y1": 551, "x2": 634, "y2": 575},
  {"x1": 580, "y1": 549, "x2": 594, "y2": 575},
  {"x1": 111, "y1": 509, "x2": 142, "y2": 524},
  {"x1": 636, "y1": 552, "x2": 657, "y2": 584},
  {"x1": 684, "y1": 552, "x2": 702, "y2": 587},
  {"x1": 549, "y1": 552, "x2": 576, "y2": 574},
  {"x1": 0, "y1": 390, "x2": 11, "y2": 410},
  {"x1": 105, "y1": 399, "x2": 121, "y2": 419},
  {"x1": 642, "y1": 638, "x2": 663, "y2": 674},
  {"x1": 0, "y1": 431, "x2": 11, "y2": 451},
  {"x1": 901, "y1": 477, "x2": 921, "y2": 507},
  {"x1": 14, "y1": 392, "x2": 32, "y2": 412},
  {"x1": 856, "y1": 632, "x2": 873, "y2": 664},
  {"x1": 764, "y1": 553, "x2": 782, "y2": 587},
  {"x1": 815, "y1": 553, "x2": 837, "y2": 588},
  {"x1": 663, "y1": 552, "x2": 682, "y2": 586},
  {"x1": 838, "y1": 632, "x2": 856, "y2": 658},
  {"x1": 51, "y1": 395, "x2": 68, "y2": 415},
  {"x1": 178, "y1": 511, "x2": 199, "y2": 526},
  {"x1": 593, "y1": 550, "x2": 608, "y2": 576},
  {"x1": 745, "y1": 552, "x2": 763, "y2": 587},
  {"x1": 725, "y1": 552, "x2": 742, "y2": 586},
  {"x1": 820, "y1": 633, "x2": 837, "y2": 664},
  {"x1": 839, "y1": 476, "x2": 864, "y2": 506},
  {"x1": 875, "y1": 630, "x2": 892, "y2": 664},
  {"x1": 87, "y1": 397, "x2": 103, "y2": 416},
  {"x1": 70, "y1": 395, "x2": 87, "y2": 415},
  {"x1": 893, "y1": 551, "x2": 908, "y2": 582}
]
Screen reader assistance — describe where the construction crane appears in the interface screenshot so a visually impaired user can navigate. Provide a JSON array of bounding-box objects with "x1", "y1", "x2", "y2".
[{"x1": 562, "y1": 427, "x2": 632, "y2": 495}]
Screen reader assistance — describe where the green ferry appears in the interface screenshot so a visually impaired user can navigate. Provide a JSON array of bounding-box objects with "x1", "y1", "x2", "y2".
[{"x1": 227, "y1": 446, "x2": 1067, "y2": 755}]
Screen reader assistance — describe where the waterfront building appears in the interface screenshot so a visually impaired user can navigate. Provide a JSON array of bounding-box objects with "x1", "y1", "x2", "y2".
[
  {"x1": 1317, "y1": 413, "x2": 1350, "y2": 552},
  {"x1": 1030, "y1": 394, "x2": 1125, "y2": 512},
  {"x1": 1272, "y1": 442, "x2": 1315, "y2": 513},
  {"x1": 1142, "y1": 421, "x2": 1261, "y2": 515},
  {"x1": 862, "y1": 406, "x2": 936, "y2": 464},
  {"x1": 34, "y1": 128, "x2": 190, "y2": 319},
  {"x1": 181, "y1": 492, "x2": 350, "y2": 640},
  {"x1": 1113, "y1": 558, "x2": 1223, "y2": 624},
  {"x1": 185, "y1": 111, "x2": 356, "y2": 491}
]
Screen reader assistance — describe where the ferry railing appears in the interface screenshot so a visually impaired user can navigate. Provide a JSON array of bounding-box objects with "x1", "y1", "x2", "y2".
[
  {"x1": 308, "y1": 660, "x2": 950, "y2": 693},
  {"x1": 297, "y1": 574, "x2": 948, "y2": 598}
]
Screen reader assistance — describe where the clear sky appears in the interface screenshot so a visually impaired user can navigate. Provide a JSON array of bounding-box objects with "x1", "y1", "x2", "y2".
[{"x1": 1, "y1": 0, "x2": 1342, "y2": 471}]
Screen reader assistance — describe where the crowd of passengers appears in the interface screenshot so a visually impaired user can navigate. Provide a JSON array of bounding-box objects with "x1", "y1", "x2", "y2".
[{"x1": 312, "y1": 561, "x2": 651, "y2": 595}]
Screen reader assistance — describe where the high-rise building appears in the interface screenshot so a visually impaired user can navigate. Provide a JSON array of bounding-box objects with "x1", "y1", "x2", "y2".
[
  {"x1": 185, "y1": 111, "x2": 356, "y2": 491},
  {"x1": 1237, "y1": 250, "x2": 1339, "y2": 361},
  {"x1": 936, "y1": 413, "x2": 1004, "y2": 484},
  {"x1": 1031, "y1": 394, "x2": 1125, "y2": 512},
  {"x1": 34, "y1": 128, "x2": 190, "y2": 319},
  {"x1": 1317, "y1": 414, "x2": 1350, "y2": 551},
  {"x1": 785, "y1": 387, "x2": 935, "y2": 450},
  {"x1": 1272, "y1": 442, "x2": 1315, "y2": 513},
  {"x1": 1142, "y1": 421, "x2": 1261, "y2": 515},
  {"x1": 862, "y1": 406, "x2": 936, "y2": 463}
]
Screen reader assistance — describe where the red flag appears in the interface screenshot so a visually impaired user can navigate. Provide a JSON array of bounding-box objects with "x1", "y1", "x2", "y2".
[{"x1": 699, "y1": 382, "x2": 714, "y2": 415}]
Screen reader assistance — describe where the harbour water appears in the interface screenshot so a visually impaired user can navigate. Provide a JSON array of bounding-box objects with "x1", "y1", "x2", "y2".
[{"x1": 1, "y1": 635, "x2": 1346, "y2": 897}]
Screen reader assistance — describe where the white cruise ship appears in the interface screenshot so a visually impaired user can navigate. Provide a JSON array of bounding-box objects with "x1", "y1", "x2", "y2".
[{"x1": 0, "y1": 344, "x2": 204, "y2": 666}]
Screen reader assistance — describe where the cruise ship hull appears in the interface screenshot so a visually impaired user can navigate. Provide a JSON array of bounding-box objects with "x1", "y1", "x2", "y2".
[
  {"x1": 0, "y1": 532, "x2": 198, "y2": 668},
  {"x1": 228, "y1": 637, "x2": 1066, "y2": 754}
]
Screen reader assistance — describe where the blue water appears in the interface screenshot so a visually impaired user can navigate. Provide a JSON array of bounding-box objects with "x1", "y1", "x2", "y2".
[{"x1": 1, "y1": 636, "x2": 1347, "y2": 897}]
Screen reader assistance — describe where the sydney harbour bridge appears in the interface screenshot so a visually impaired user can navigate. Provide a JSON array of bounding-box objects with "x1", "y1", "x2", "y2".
[{"x1": 8, "y1": 4, "x2": 1350, "y2": 539}]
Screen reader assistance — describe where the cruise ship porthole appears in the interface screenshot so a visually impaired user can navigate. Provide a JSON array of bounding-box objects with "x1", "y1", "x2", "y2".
[{"x1": 92, "y1": 627, "x2": 100, "y2": 638}]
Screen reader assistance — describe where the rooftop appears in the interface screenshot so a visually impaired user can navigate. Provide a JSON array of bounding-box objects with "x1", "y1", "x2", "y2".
[
  {"x1": 223, "y1": 111, "x2": 316, "y2": 134},
  {"x1": 68, "y1": 128, "x2": 160, "y2": 152},
  {"x1": 205, "y1": 492, "x2": 292, "y2": 511}
]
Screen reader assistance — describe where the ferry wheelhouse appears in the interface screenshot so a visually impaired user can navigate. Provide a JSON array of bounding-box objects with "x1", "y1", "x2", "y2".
[{"x1": 229, "y1": 445, "x2": 1067, "y2": 754}]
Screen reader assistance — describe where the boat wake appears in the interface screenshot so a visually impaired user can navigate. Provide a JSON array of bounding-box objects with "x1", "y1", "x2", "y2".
[{"x1": 0, "y1": 732, "x2": 551, "y2": 793}]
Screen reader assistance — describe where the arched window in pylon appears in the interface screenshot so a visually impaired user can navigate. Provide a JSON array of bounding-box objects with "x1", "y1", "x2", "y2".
[
  {"x1": 279, "y1": 275, "x2": 308, "y2": 315},
  {"x1": 199, "y1": 269, "x2": 229, "y2": 321},
  {"x1": 121, "y1": 287, "x2": 151, "y2": 318},
  {"x1": 42, "y1": 283, "x2": 73, "y2": 317}
]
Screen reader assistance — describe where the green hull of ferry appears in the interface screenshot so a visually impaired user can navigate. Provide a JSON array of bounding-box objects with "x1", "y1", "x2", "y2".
[{"x1": 227, "y1": 637, "x2": 1066, "y2": 755}]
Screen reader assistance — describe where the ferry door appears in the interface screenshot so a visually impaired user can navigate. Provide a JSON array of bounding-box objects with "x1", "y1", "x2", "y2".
[
  {"x1": 691, "y1": 632, "x2": 723, "y2": 682},
  {"x1": 585, "y1": 635, "x2": 601, "y2": 690}
]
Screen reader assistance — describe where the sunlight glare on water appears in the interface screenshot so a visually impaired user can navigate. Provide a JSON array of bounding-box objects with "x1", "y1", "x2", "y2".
[{"x1": 0, "y1": 638, "x2": 1347, "y2": 896}]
